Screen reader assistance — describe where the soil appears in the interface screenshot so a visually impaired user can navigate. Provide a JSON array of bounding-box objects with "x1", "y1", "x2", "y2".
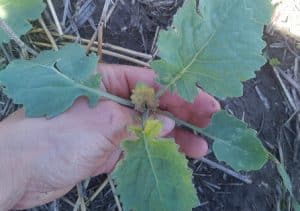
[{"x1": 0, "y1": 0, "x2": 299, "y2": 211}]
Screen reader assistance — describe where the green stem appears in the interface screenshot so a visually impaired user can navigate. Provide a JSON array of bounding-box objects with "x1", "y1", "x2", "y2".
[
  {"x1": 81, "y1": 85, "x2": 134, "y2": 108},
  {"x1": 157, "y1": 110, "x2": 212, "y2": 139},
  {"x1": 155, "y1": 86, "x2": 169, "y2": 98},
  {"x1": 268, "y1": 152, "x2": 279, "y2": 164},
  {"x1": 99, "y1": 86, "x2": 209, "y2": 140},
  {"x1": 96, "y1": 86, "x2": 212, "y2": 142},
  {"x1": 141, "y1": 109, "x2": 149, "y2": 128},
  {"x1": 97, "y1": 89, "x2": 134, "y2": 108}
]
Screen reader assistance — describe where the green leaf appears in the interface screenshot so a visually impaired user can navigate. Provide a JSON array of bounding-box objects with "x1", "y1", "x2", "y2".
[
  {"x1": 269, "y1": 58, "x2": 281, "y2": 67},
  {"x1": 0, "y1": 44, "x2": 101, "y2": 118},
  {"x1": 293, "y1": 199, "x2": 300, "y2": 211},
  {"x1": 0, "y1": 0, "x2": 46, "y2": 42},
  {"x1": 277, "y1": 162, "x2": 292, "y2": 195},
  {"x1": 112, "y1": 120, "x2": 198, "y2": 211},
  {"x1": 202, "y1": 111, "x2": 268, "y2": 171},
  {"x1": 83, "y1": 73, "x2": 101, "y2": 89},
  {"x1": 275, "y1": 161, "x2": 300, "y2": 211},
  {"x1": 151, "y1": 0, "x2": 273, "y2": 102}
]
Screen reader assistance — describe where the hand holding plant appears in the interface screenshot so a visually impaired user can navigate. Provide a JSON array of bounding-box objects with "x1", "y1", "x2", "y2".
[
  {"x1": 2, "y1": 0, "x2": 299, "y2": 210},
  {"x1": 0, "y1": 64, "x2": 219, "y2": 210}
]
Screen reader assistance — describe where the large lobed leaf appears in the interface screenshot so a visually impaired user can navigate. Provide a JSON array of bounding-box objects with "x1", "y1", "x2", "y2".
[
  {"x1": 152, "y1": 0, "x2": 273, "y2": 102},
  {"x1": 0, "y1": 0, "x2": 46, "y2": 42},
  {"x1": 202, "y1": 111, "x2": 268, "y2": 171},
  {"x1": 112, "y1": 120, "x2": 198, "y2": 211},
  {"x1": 0, "y1": 44, "x2": 101, "y2": 118}
]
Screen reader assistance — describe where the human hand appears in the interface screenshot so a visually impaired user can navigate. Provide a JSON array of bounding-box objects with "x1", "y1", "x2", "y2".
[{"x1": 0, "y1": 64, "x2": 220, "y2": 210}]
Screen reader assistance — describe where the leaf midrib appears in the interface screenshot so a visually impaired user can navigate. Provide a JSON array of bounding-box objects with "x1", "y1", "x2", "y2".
[
  {"x1": 164, "y1": 1, "x2": 239, "y2": 91},
  {"x1": 166, "y1": 31, "x2": 216, "y2": 91},
  {"x1": 143, "y1": 133, "x2": 165, "y2": 209},
  {"x1": 27, "y1": 61, "x2": 100, "y2": 95},
  {"x1": 169, "y1": 111, "x2": 251, "y2": 154},
  {"x1": 19, "y1": 61, "x2": 133, "y2": 108}
]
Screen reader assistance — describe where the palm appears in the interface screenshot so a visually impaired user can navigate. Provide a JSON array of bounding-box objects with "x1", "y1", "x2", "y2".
[{"x1": 14, "y1": 99, "x2": 133, "y2": 208}]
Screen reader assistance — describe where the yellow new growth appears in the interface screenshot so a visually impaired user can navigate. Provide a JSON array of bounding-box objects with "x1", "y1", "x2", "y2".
[
  {"x1": 130, "y1": 83, "x2": 159, "y2": 112},
  {"x1": 129, "y1": 119, "x2": 162, "y2": 138}
]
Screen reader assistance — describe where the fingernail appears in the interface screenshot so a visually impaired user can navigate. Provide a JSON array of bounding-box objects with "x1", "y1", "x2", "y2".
[
  {"x1": 156, "y1": 115, "x2": 175, "y2": 136},
  {"x1": 100, "y1": 82, "x2": 107, "y2": 91}
]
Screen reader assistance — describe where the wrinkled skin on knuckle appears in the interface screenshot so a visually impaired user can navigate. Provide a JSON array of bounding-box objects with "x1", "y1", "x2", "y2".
[{"x1": 96, "y1": 100, "x2": 135, "y2": 145}]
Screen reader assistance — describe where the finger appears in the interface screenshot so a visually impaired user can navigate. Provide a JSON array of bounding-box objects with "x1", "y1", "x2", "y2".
[
  {"x1": 92, "y1": 147, "x2": 123, "y2": 175},
  {"x1": 168, "y1": 127, "x2": 208, "y2": 159},
  {"x1": 160, "y1": 89, "x2": 220, "y2": 127},
  {"x1": 98, "y1": 64, "x2": 220, "y2": 127},
  {"x1": 99, "y1": 64, "x2": 156, "y2": 99},
  {"x1": 155, "y1": 114, "x2": 175, "y2": 137},
  {"x1": 84, "y1": 100, "x2": 138, "y2": 146}
]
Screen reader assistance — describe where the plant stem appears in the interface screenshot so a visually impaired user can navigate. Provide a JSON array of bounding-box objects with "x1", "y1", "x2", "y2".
[
  {"x1": 46, "y1": 0, "x2": 64, "y2": 36},
  {"x1": 157, "y1": 110, "x2": 210, "y2": 136},
  {"x1": 97, "y1": 88, "x2": 214, "y2": 141},
  {"x1": 38, "y1": 17, "x2": 58, "y2": 51},
  {"x1": 200, "y1": 157, "x2": 252, "y2": 184},
  {"x1": 76, "y1": 183, "x2": 87, "y2": 211},
  {"x1": 89, "y1": 178, "x2": 108, "y2": 202},
  {"x1": 0, "y1": 18, "x2": 38, "y2": 56},
  {"x1": 141, "y1": 109, "x2": 149, "y2": 128},
  {"x1": 108, "y1": 174, "x2": 123, "y2": 211},
  {"x1": 95, "y1": 89, "x2": 134, "y2": 108},
  {"x1": 156, "y1": 86, "x2": 169, "y2": 98}
]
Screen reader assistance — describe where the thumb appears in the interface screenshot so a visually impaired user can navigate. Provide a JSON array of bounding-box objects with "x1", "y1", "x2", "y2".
[{"x1": 155, "y1": 115, "x2": 175, "y2": 137}]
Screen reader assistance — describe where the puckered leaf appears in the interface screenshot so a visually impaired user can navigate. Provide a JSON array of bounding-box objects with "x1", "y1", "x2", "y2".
[
  {"x1": 0, "y1": 0, "x2": 46, "y2": 42},
  {"x1": 112, "y1": 120, "x2": 198, "y2": 211},
  {"x1": 151, "y1": 0, "x2": 273, "y2": 102},
  {"x1": 202, "y1": 111, "x2": 268, "y2": 171},
  {"x1": 0, "y1": 44, "x2": 101, "y2": 118}
]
